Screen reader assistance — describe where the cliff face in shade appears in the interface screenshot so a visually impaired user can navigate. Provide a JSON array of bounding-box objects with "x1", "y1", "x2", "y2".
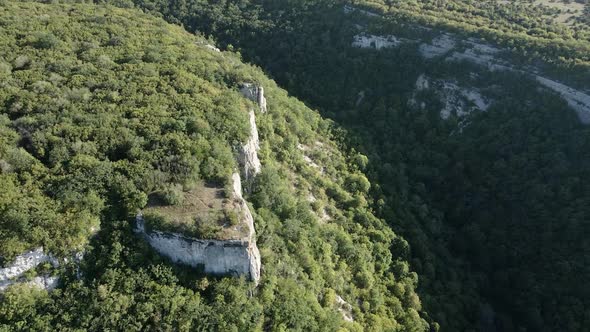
[
  {"x1": 346, "y1": 6, "x2": 590, "y2": 124},
  {"x1": 137, "y1": 172, "x2": 261, "y2": 284}
]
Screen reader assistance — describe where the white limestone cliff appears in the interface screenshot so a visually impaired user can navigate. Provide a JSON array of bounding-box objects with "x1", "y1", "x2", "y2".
[
  {"x1": 136, "y1": 83, "x2": 266, "y2": 285},
  {"x1": 196, "y1": 41, "x2": 221, "y2": 52},
  {"x1": 240, "y1": 83, "x2": 267, "y2": 113},
  {"x1": 136, "y1": 173, "x2": 261, "y2": 284},
  {"x1": 0, "y1": 247, "x2": 60, "y2": 291},
  {"x1": 419, "y1": 34, "x2": 456, "y2": 58},
  {"x1": 535, "y1": 76, "x2": 590, "y2": 124},
  {"x1": 336, "y1": 295, "x2": 354, "y2": 322},
  {"x1": 238, "y1": 110, "x2": 262, "y2": 182},
  {"x1": 237, "y1": 83, "x2": 264, "y2": 182}
]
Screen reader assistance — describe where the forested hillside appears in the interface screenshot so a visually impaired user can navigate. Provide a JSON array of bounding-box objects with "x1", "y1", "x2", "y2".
[
  {"x1": 0, "y1": 2, "x2": 431, "y2": 330},
  {"x1": 118, "y1": 0, "x2": 590, "y2": 331},
  {"x1": 2, "y1": 0, "x2": 590, "y2": 330}
]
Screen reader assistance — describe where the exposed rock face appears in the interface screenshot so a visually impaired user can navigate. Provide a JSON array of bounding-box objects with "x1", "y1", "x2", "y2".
[
  {"x1": 137, "y1": 173, "x2": 261, "y2": 284},
  {"x1": 196, "y1": 41, "x2": 221, "y2": 52},
  {"x1": 237, "y1": 83, "x2": 264, "y2": 182},
  {"x1": 343, "y1": 4, "x2": 379, "y2": 17},
  {"x1": 411, "y1": 75, "x2": 490, "y2": 120},
  {"x1": 415, "y1": 74, "x2": 429, "y2": 90},
  {"x1": 231, "y1": 172, "x2": 261, "y2": 283},
  {"x1": 25, "y1": 276, "x2": 60, "y2": 291},
  {"x1": 345, "y1": 7, "x2": 590, "y2": 124},
  {"x1": 352, "y1": 34, "x2": 400, "y2": 49},
  {"x1": 240, "y1": 83, "x2": 267, "y2": 113},
  {"x1": 336, "y1": 295, "x2": 354, "y2": 322},
  {"x1": 355, "y1": 90, "x2": 365, "y2": 106},
  {"x1": 137, "y1": 83, "x2": 266, "y2": 285},
  {"x1": 419, "y1": 34, "x2": 456, "y2": 58},
  {"x1": 0, "y1": 247, "x2": 59, "y2": 291},
  {"x1": 238, "y1": 110, "x2": 262, "y2": 182},
  {"x1": 536, "y1": 76, "x2": 590, "y2": 124},
  {"x1": 204, "y1": 44, "x2": 221, "y2": 52}
]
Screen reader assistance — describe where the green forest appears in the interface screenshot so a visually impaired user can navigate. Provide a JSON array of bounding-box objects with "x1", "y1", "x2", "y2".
[
  {"x1": 114, "y1": 0, "x2": 590, "y2": 330},
  {"x1": 0, "y1": 1, "x2": 430, "y2": 331},
  {"x1": 1, "y1": 0, "x2": 590, "y2": 331}
]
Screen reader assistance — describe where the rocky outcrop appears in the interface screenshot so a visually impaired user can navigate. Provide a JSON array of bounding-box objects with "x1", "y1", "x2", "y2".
[
  {"x1": 536, "y1": 76, "x2": 590, "y2": 124},
  {"x1": 355, "y1": 90, "x2": 365, "y2": 106},
  {"x1": 25, "y1": 276, "x2": 60, "y2": 291},
  {"x1": 352, "y1": 34, "x2": 401, "y2": 50},
  {"x1": 238, "y1": 110, "x2": 262, "y2": 182},
  {"x1": 346, "y1": 4, "x2": 590, "y2": 126},
  {"x1": 419, "y1": 34, "x2": 456, "y2": 58},
  {"x1": 136, "y1": 173, "x2": 261, "y2": 284},
  {"x1": 411, "y1": 75, "x2": 490, "y2": 120},
  {"x1": 0, "y1": 247, "x2": 59, "y2": 291},
  {"x1": 196, "y1": 41, "x2": 221, "y2": 52},
  {"x1": 343, "y1": 4, "x2": 379, "y2": 17},
  {"x1": 237, "y1": 83, "x2": 264, "y2": 182},
  {"x1": 336, "y1": 295, "x2": 354, "y2": 322},
  {"x1": 240, "y1": 83, "x2": 267, "y2": 113},
  {"x1": 137, "y1": 84, "x2": 267, "y2": 284}
]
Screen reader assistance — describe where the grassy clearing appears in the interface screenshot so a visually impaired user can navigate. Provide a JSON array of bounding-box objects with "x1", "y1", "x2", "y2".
[{"x1": 143, "y1": 182, "x2": 249, "y2": 240}]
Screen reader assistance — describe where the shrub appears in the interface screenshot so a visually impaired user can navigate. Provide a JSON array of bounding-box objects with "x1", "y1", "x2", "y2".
[{"x1": 32, "y1": 32, "x2": 59, "y2": 49}]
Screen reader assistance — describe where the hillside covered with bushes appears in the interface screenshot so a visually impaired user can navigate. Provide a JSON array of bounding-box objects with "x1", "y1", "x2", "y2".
[
  {"x1": 2, "y1": 0, "x2": 590, "y2": 330},
  {"x1": 119, "y1": 0, "x2": 590, "y2": 331},
  {"x1": 0, "y1": 2, "x2": 430, "y2": 330}
]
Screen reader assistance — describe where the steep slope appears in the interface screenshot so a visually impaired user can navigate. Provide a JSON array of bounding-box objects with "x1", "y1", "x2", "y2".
[
  {"x1": 122, "y1": 0, "x2": 590, "y2": 331},
  {"x1": 0, "y1": 2, "x2": 429, "y2": 331}
]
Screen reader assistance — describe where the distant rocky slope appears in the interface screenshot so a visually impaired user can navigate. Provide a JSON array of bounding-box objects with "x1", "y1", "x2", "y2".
[{"x1": 348, "y1": 6, "x2": 590, "y2": 124}]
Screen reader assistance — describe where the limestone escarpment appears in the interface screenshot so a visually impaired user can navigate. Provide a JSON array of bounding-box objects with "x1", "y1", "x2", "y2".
[
  {"x1": 0, "y1": 247, "x2": 59, "y2": 291},
  {"x1": 240, "y1": 83, "x2": 267, "y2": 113},
  {"x1": 409, "y1": 74, "x2": 490, "y2": 120},
  {"x1": 136, "y1": 82, "x2": 266, "y2": 284},
  {"x1": 346, "y1": 6, "x2": 590, "y2": 124},
  {"x1": 237, "y1": 83, "x2": 264, "y2": 183},
  {"x1": 136, "y1": 173, "x2": 261, "y2": 284},
  {"x1": 238, "y1": 110, "x2": 262, "y2": 182},
  {"x1": 137, "y1": 228, "x2": 259, "y2": 280}
]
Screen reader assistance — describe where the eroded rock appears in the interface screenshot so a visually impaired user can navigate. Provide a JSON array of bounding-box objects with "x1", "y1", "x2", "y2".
[
  {"x1": 536, "y1": 76, "x2": 590, "y2": 124},
  {"x1": 411, "y1": 75, "x2": 490, "y2": 120},
  {"x1": 0, "y1": 247, "x2": 59, "y2": 291},
  {"x1": 137, "y1": 173, "x2": 261, "y2": 285},
  {"x1": 419, "y1": 34, "x2": 456, "y2": 58},
  {"x1": 240, "y1": 83, "x2": 267, "y2": 113},
  {"x1": 352, "y1": 34, "x2": 401, "y2": 49},
  {"x1": 238, "y1": 110, "x2": 262, "y2": 182},
  {"x1": 336, "y1": 295, "x2": 354, "y2": 322}
]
